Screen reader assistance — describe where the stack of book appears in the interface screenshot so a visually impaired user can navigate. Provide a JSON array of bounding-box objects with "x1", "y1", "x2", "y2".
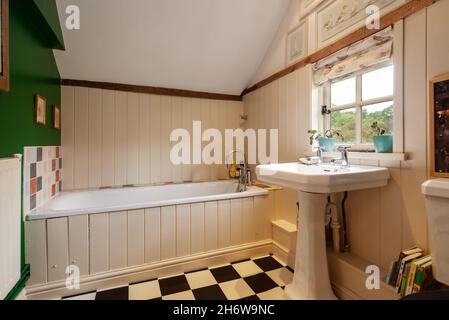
[{"x1": 386, "y1": 247, "x2": 434, "y2": 297}]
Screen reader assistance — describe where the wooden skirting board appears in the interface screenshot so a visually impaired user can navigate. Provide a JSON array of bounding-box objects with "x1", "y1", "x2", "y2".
[
  {"x1": 61, "y1": 79, "x2": 243, "y2": 102},
  {"x1": 241, "y1": 0, "x2": 438, "y2": 96}
]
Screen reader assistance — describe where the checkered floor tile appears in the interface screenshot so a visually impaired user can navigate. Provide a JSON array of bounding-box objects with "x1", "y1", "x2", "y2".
[{"x1": 62, "y1": 255, "x2": 294, "y2": 301}]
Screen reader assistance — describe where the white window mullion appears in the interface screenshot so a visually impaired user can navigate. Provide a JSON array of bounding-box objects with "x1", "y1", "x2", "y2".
[
  {"x1": 355, "y1": 75, "x2": 363, "y2": 144},
  {"x1": 324, "y1": 84, "x2": 331, "y2": 131}
]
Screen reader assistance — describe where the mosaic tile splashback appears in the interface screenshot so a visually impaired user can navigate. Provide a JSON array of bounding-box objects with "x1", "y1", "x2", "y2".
[{"x1": 23, "y1": 146, "x2": 62, "y2": 215}]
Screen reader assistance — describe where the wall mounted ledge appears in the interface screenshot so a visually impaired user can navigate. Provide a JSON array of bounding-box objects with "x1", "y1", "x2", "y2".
[{"x1": 305, "y1": 150, "x2": 407, "y2": 162}]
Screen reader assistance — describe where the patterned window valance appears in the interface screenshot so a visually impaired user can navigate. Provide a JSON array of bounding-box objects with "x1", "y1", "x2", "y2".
[{"x1": 313, "y1": 27, "x2": 393, "y2": 85}]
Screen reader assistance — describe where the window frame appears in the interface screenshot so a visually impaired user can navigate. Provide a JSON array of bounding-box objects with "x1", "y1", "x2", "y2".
[{"x1": 322, "y1": 63, "x2": 394, "y2": 149}]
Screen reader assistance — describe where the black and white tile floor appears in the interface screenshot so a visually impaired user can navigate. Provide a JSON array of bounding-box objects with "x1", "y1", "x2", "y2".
[{"x1": 63, "y1": 255, "x2": 294, "y2": 301}]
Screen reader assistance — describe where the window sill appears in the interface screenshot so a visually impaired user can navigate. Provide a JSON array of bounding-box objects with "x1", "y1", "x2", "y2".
[{"x1": 304, "y1": 150, "x2": 407, "y2": 162}]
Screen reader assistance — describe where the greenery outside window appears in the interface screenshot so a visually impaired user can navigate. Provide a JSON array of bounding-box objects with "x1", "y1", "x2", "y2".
[{"x1": 323, "y1": 65, "x2": 394, "y2": 148}]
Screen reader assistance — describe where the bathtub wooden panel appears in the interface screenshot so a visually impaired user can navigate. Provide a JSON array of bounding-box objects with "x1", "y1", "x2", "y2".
[
  {"x1": 255, "y1": 193, "x2": 275, "y2": 241},
  {"x1": 26, "y1": 193, "x2": 272, "y2": 287},
  {"x1": 68, "y1": 215, "x2": 89, "y2": 275},
  {"x1": 242, "y1": 198, "x2": 255, "y2": 243},
  {"x1": 176, "y1": 204, "x2": 191, "y2": 257},
  {"x1": 89, "y1": 213, "x2": 109, "y2": 274},
  {"x1": 218, "y1": 200, "x2": 231, "y2": 248},
  {"x1": 101, "y1": 90, "x2": 116, "y2": 187},
  {"x1": 127, "y1": 92, "x2": 140, "y2": 185},
  {"x1": 26, "y1": 220, "x2": 47, "y2": 285},
  {"x1": 88, "y1": 88, "x2": 103, "y2": 189},
  {"x1": 230, "y1": 199, "x2": 243, "y2": 246},
  {"x1": 205, "y1": 201, "x2": 218, "y2": 252},
  {"x1": 127, "y1": 210, "x2": 145, "y2": 266},
  {"x1": 191, "y1": 202, "x2": 205, "y2": 254},
  {"x1": 109, "y1": 211, "x2": 128, "y2": 269},
  {"x1": 161, "y1": 206, "x2": 176, "y2": 260},
  {"x1": 47, "y1": 218, "x2": 69, "y2": 282},
  {"x1": 145, "y1": 208, "x2": 161, "y2": 263}
]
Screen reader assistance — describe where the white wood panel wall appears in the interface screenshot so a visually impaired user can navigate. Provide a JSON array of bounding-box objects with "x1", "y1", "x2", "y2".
[
  {"x1": 242, "y1": 7, "x2": 449, "y2": 270},
  {"x1": 25, "y1": 194, "x2": 274, "y2": 286},
  {"x1": 61, "y1": 86, "x2": 243, "y2": 190},
  {"x1": 244, "y1": 63, "x2": 426, "y2": 270}
]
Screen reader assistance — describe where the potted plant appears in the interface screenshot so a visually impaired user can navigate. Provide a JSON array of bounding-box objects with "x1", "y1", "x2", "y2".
[
  {"x1": 371, "y1": 122, "x2": 393, "y2": 153},
  {"x1": 308, "y1": 129, "x2": 344, "y2": 152}
]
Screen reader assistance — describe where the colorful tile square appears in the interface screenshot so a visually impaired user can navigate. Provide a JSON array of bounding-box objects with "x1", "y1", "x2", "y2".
[
  {"x1": 23, "y1": 146, "x2": 62, "y2": 215},
  {"x1": 37, "y1": 148, "x2": 43, "y2": 162},
  {"x1": 30, "y1": 163, "x2": 37, "y2": 179},
  {"x1": 30, "y1": 179, "x2": 37, "y2": 195}
]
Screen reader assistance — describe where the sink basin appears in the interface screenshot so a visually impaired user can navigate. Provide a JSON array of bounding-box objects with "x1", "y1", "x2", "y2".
[
  {"x1": 256, "y1": 163, "x2": 390, "y2": 194},
  {"x1": 256, "y1": 162, "x2": 390, "y2": 300}
]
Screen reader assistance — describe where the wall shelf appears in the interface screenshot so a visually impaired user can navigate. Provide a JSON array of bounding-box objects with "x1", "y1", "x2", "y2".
[{"x1": 305, "y1": 150, "x2": 407, "y2": 162}]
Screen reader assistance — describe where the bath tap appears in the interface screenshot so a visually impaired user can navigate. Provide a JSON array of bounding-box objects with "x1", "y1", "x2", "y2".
[
  {"x1": 225, "y1": 150, "x2": 250, "y2": 192},
  {"x1": 331, "y1": 146, "x2": 351, "y2": 168}
]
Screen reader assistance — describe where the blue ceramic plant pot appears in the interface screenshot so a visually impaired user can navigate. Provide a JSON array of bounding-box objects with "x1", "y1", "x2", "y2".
[
  {"x1": 318, "y1": 138, "x2": 337, "y2": 152},
  {"x1": 373, "y1": 135, "x2": 393, "y2": 153}
]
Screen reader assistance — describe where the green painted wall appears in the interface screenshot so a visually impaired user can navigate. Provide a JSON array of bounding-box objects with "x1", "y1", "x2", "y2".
[
  {"x1": 0, "y1": 1, "x2": 62, "y2": 158},
  {"x1": 0, "y1": 1, "x2": 63, "y2": 298},
  {"x1": 33, "y1": 0, "x2": 65, "y2": 50}
]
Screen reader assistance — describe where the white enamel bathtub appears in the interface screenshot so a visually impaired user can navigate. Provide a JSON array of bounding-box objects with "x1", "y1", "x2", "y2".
[{"x1": 26, "y1": 180, "x2": 268, "y2": 220}]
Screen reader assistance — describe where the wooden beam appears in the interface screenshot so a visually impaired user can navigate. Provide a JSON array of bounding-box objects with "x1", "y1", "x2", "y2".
[
  {"x1": 242, "y1": 0, "x2": 437, "y2": 97},
  {"x1": 61, "y1": 79, "x2": 243, "y2": 102},
  {"x1": 0, "y1": 0, "x2": 10, "y2": 92}
]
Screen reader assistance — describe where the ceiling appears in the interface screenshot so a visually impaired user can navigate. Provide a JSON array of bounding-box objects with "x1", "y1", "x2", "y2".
[{"x1": 54, "y1": 0, "x2": 291, "y2": 95}]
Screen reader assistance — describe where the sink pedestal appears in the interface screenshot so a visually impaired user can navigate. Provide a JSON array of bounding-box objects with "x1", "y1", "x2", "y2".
[
  {"x1": 284, "y1": 191, "x2": 337, "y2": 300},
  {"x1": 256, "y1": 162, "x2": 390, "y2": 300}
]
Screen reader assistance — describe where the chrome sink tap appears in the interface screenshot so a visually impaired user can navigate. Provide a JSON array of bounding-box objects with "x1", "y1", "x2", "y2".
[
  {"x1": 331, "y1": 146, "x2": 351, "y2": 168},
  {"x1": 225, "y1": 150, "x2": 250, "y2": 192},
  {"x1": 316, "y1": 146, "x2": 324, "y2": 164}
]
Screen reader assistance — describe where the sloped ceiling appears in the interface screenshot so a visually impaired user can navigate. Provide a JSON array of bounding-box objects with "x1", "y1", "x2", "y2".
[{"x1": 54, "y1": 0, "x2": 291, "y2": 95}]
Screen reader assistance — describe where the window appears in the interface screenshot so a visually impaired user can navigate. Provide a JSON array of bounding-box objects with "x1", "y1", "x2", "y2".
[{"x1": 324, "y1": 65, "x2": 394, "y2": 147}]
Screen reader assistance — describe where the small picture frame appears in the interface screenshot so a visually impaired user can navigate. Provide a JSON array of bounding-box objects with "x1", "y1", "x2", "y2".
[
  {"x1": 286, "y1": 22, "x2": 307, "y2": 67},
  {"x1": 299, "y1": 0, "x2": 325, "y2": 20},
  {"x1": 53, "y1": 105, "x2": 61, "y2": 129},
  {"x1": 429, "y1": 73, "x2": 449, "y2": 178},
  {"x1": 35, "y1": 94, "x2": 46, "y2": 125}
]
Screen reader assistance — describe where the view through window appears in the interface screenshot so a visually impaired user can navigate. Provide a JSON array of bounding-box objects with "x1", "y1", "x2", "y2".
[{"x1": 329, "y1": 65, "x2": 394, "y2": 145}]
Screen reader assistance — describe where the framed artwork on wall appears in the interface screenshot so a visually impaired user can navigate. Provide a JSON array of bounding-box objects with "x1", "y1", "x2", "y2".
[
  {"x1": 429, "y1": 73, "x2": 449, "y2": 178},
  {"x1": 53, "y1": 106, "x2": 61, "y2": 129},
  {"x1": 35, "y1": 95, "x2": 46, "y2": 125},
  {"x1": 0, "y1": 0, "x2": 10, "y2": 92},
  {"x1": 286, "y1": 22, "x2": 307, "y2": 67},
  {"x1": 300, "y1": 0, "x2": 326, "y2": 20},
  {"x1": 315, "y1": 0, "x2": 406, "y2": 49}
]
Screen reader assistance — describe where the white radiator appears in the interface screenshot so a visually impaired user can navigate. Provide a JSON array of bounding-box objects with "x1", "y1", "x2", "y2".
[{"x1": 0, "y1": 157, "x2": 22, "y2": 299}]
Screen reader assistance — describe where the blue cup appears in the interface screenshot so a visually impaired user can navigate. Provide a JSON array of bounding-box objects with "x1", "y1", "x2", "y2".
[
  {"x1": 373, "y1": 135, "x2": 393, "y2": 153},
  {"x1": 318, "y1": 138, "x2": 337, "y2": 152}
]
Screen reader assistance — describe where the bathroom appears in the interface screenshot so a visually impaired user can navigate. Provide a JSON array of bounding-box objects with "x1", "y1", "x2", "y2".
[{"x1": 1, "y1": 0, "x2": 449, "y2": 307}]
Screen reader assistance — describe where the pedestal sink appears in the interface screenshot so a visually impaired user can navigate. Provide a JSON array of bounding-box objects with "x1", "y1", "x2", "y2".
[{"x1": 256, "y1": 163, "x2": 390, "y2": 300}]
